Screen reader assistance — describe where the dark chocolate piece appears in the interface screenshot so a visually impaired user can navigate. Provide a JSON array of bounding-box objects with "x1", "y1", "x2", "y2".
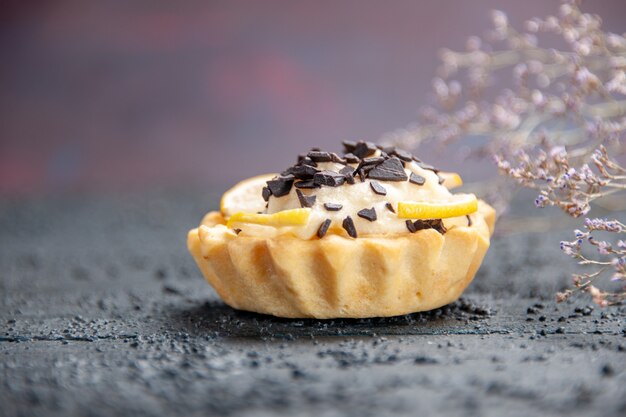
[
  {"x1": 294, "y1": 179, "x2": 319, "y2": 189},
  {"x1": 367, "y1": 157, "x2": 408, "y2": 181},
  {"x1": 300, "y1": 157, "x2": 318, "y2": 167},
  {"x1": 317, "y1": 219, "x2": 332, "y2": 238},
  {"x1": 330, "y1": 152, "x2": 347, "y2": 164},
  {"x1": 405, "y1": 219, "x2": 447, "y2": 234},
  {"x1": 359, "y1": 163, "x2": 376, "y2": 175},
  {"x1": 385, "y1": 202, "x2": 396, "y2": 213},
  {"x1": 339, "y1": 166, "x2": 355, "y2": 176},
  {"x1": 266, "y1": 175, "x2": 294, "y2": 197},
  {"x1": 324, "y1": 202, "x2": 343, "y2": 211},
  {"x1": 296, "y1": 189, "x2": 316, "y2": 208},
  {"x1": 339, "y1": 166, "x2": 356, "y2": 185},
  {"x1": 414, "y1": 219, "x2": 447, "y2": 234},
  {"x1": 352, "y1": 141, "x2": 378, "y2": 158},
  {"x1": 392, "y1": 148, "x2": 413, "y2": 162},
  {"x1": 308, "y1": 151, "x2": 332, "y2": 163},
  {"x1": 466, "y1": 215, "x2": 472, "y2": 227},
  {"x1": 361, "y1": 156, "x2": 385, "y2": 166},
  {"x1": 342, "y1": 140, "x2": 357, "y2": 153},
  {"x1": 313, "y1": 170, "x2": 346, "y2": 187},
  {"x1": 370, "y1": 181, "x2": 387, "y2": 196},
  {"x1": 417, "y1": 162, "x2": 439, "y2": 173},
  {"x1": 409, "y1": 172, "x2": 426, "y2": 185},
  {"x1": 262, "y1": 186, "x2": 272, "y2": 202},
  {"x1": 432, "y1": 220, "x2": 447, "y2": 234},
  {"x1": 357, "y1": 207, "x2": 377, "y2": 222},
  {"x1": 284, "y1": 164, "x2": 319, "y2": 179},
  {"x1": 343, "y1": 153, "x2": 360, "y2": 163},
  {"x1": 342, "y1": 216, "x2": 357, "y2": 238}
]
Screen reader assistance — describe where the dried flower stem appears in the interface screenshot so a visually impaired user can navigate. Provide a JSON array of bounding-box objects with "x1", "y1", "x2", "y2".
[{"x1": 385, "y1": 0, "x2": 626, "y2": 306}]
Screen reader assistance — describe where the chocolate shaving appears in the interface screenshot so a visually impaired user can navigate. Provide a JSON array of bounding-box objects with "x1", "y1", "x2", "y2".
[
  {"x1": 342, "y1": 216, "x2": 358, "y2": 238},
  {"x1": 466, "y1": 215, "x2": 472, "y2": 227},
  {"x1": 385, "y1": 202, "x2": 396, "y2": 213},
  {"x1": 339, "y1": 166, "x2": 355, "y2": 176},
  {"x1": 357, "y1": 207, "x2": 377, "y2": 222},
  {"x1": 300, "y1": 157, "x2": 318, "y2": 167},
  {"x1": 284, "y1": 164, "x2": 319, "y2": 179},
  {"x1": 313, "y1": 170, "x2": 346, "y2": 187},
  {"x1": 406, "y1": 219, "x2": 447, "y2": 234},
  {"x1": 409, "y1": 172, "x2": 426, "y2": 185},
  {"x1": 342, "y1": 140, "x2": 357, "y2": 153},
  {"x1": 307, "y1": 151, "x2": 332, "y2": 162},
  {"x1": 352, "y1": 141, "x2": 378, "y2": 158},
  {"x1": 370, "y1": 181, "x2": 387, "y2": 196},
  {"x1": 417, "y1": 162, "x2": 439, "y2": 173},
  {"x1": 262, "y1": 186, "x2": 272, "y2": 202},
  {"x1": 296, "y1": 189, "x2": 316, "y2": 208},
  {"x1": 266, "y1": 175, "x2": 294, "y2": 197},
  {"x1": 359, "y1": 164, "x2": 376, "y2": 174},
  {"x1": 367, "y1": 157, "x2": 408, "y2": 181},
  {"x1": 343, "y1": 153, "x2": 360, "y2": 163},
  {"x1": 317, "y1": 219, "x2": 332, "y2": 238},
  {"x1": 324, "y1": 202, "x2": 343, "y2": 211},
  {"x1": 294, "y1": 179, "x2": 319, "y2": 189},
  {"x1": 416, "y1": 219, "x2": 447, "y2": 234},
  {"x1": 271, "y1": 143, "x2": 442, "y2": 203},
  {"x1": 330, "y1": 152, "x2": 347, "y2": 164},
  {"x1": 392, "y1": 148, "x2": 413, "y2": 162},
  {"x1": 431, "y1": 220, "x2": 447, "y2": 234},
  {"x1": 361, "y1": 156, "x2": 385, "y2": 166}
]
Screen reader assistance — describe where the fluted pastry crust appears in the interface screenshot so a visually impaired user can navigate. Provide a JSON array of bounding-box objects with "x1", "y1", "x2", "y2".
[{"x1": 187, "y1": 201, "x2": 495, "y2": 318}]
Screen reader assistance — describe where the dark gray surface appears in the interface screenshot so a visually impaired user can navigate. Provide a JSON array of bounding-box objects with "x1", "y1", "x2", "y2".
[{"x1": 1, "y1": 191, "x2": 625, "y2": 417}]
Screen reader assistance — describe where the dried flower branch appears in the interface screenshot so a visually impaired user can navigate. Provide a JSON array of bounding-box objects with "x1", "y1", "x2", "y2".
[
  {"x1": 558, "y1": 218, "x2": 626, "y2": 305},
  {"x1": 383, "y1": 0, "x2": 626, "y2": 306},
  {"x1": 495, "y1": 145, "x2": 626, "y2": 217}
]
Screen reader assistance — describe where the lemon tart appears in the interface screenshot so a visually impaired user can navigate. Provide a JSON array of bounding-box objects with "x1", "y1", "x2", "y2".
[{"x1": 188, "y1": 141, "x2": 495, "y2": 318}]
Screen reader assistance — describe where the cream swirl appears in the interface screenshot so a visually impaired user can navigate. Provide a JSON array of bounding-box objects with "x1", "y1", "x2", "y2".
[{"x1": 236, "y1": 150, "x2": 470, "y2": 239}]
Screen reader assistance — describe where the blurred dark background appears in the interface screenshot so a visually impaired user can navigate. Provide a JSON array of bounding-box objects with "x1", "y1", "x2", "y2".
[{"x1": 1, "y1": 0, "x2": 625, "y2": 196}]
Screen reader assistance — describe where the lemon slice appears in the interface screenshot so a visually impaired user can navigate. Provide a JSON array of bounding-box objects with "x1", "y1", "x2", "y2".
[
  {"x1": 398, "y1": 193, "x2": 478, "y2": 219},
  {"x1": 438, "y1": 171, "x2": 463, "y2": 189},
  {"x1": 220, "y1": 173, "x2": 276, "y2": 219},
  {"x1": 227, "y1": 208, "x2": 311, "y2": 228}
]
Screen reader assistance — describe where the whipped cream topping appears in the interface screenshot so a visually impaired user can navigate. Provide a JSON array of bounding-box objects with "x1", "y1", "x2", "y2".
[
  {"x1": 265, "y1": 161, "x2": 456, "y2": 239},
  {"x1": 234, "y1": 142, "x2": 472, "y2": 239}
]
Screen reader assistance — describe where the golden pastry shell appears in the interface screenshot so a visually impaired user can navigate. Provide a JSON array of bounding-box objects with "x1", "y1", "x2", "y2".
[{"x1": 187, "y1": 201, "x2": 495, "y2": 319}]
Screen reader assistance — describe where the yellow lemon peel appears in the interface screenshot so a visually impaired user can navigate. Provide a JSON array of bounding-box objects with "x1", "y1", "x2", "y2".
[
  {"x1": 397, "y1": 194, "x2": 478, "y2": 219},
  {"x1": 226, "y1": 208, "x2": 311, "y2": 228}
]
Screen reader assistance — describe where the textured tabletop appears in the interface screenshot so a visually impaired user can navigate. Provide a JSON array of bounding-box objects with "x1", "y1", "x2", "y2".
[{"x1": 1, "y1": 191, "x2": 625, "y2": 417}]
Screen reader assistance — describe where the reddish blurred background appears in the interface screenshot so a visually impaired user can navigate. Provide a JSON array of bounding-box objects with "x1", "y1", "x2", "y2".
[{"x1": 1, "y1": 0, "x2": 625, "y2": 195}]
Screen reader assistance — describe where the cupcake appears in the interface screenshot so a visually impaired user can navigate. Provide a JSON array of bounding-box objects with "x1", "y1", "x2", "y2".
[{"x1": 187, "y1": 141, "x2": 495, "y2": 318}]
